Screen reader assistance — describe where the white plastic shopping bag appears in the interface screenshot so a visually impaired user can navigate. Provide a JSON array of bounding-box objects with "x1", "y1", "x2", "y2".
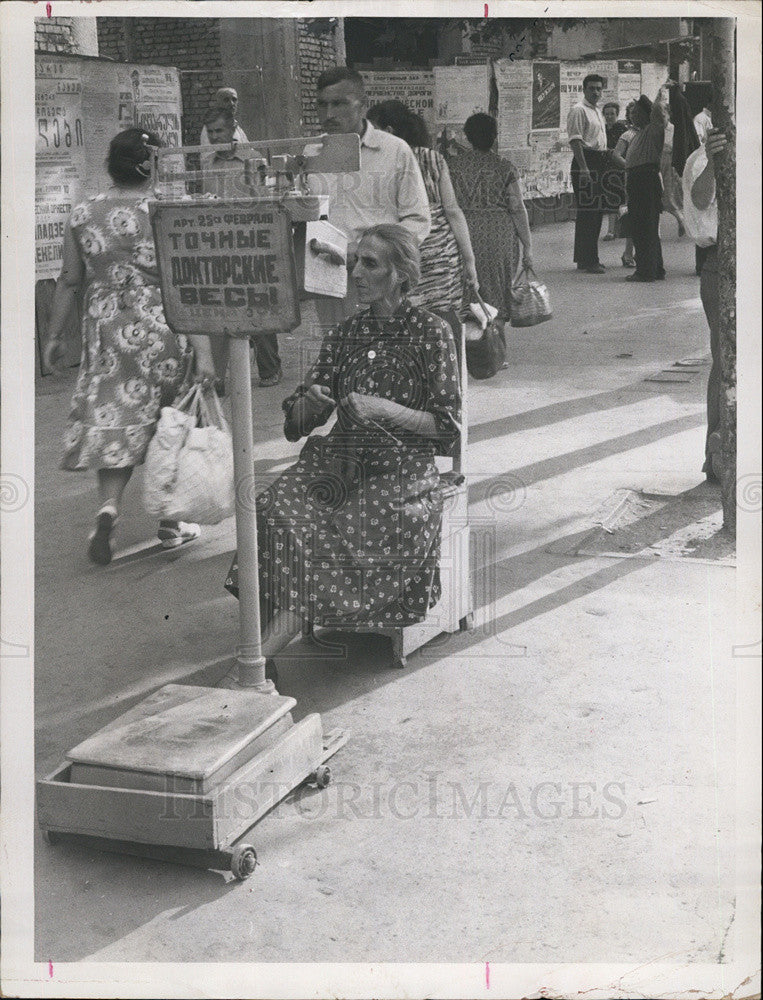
[{"x1": 143, "y1": 383, "x2": 235, "y2": 525}]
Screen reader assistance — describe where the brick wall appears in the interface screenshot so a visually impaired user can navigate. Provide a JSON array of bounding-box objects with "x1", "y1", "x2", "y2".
[
  {"x1": 35, "y1": 16, "x2": 76, "y2": 53},
  {"x1": 94, "y1": 18, "x2": 339, "y2": 140},
  {"x1": 97, "y1": 17, "x2": 224, "y2": 145},
  {"x1": 298, "y1": 21, "x2": 340, "y2": 131}
]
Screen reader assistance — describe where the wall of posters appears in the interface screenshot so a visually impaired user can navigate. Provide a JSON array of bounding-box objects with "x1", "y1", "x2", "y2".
[
  {"x1": 363, "y1": 70, "x2": 436, "y2": 135},
  {"x1": 494, "y1": 59, "x2": 569, "y2": 198},
  {"x1": 433, "y1": 64, "x2": 492, "y2": 155},
  {"x1": 35, "y1": 55, "x2": 182, "y2": 279}
]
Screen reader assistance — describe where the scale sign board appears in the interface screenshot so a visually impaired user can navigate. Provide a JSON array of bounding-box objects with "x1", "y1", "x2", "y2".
[{"x1": 150, "y1": 200, "x2": 300, "y2": 337}]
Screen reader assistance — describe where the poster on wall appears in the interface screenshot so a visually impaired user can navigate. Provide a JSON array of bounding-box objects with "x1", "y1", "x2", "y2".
[
  {"x1": 433, "y1": 64, "x2": 492, "y2": 155},
  {"x1": 531, "y1": 62, "x2": 561, "y2": 131},
  {"x1": 617, "y1": 59, "x2": 642, "y2": 108},
  {"x1": 35, "y1": 55, "x2": 182, "y2": 280},
  {"x1": 494, "y1": 59, "x2": 570, "y2": 199},
  {"x1": 363, "y1": 70, "x2": 436, "y2": 135},
  {"x1": 640, "y1": 62, "x2": 669, "y2": 101},
  {"x1": 493, "y1": 59, "x2": 533, "y2": 168},
  {"x1": 35, "y1": 58, "x2": 88, "y2": 278},
  {"x1": 132, "y1": 65, "x2": 183, "y2": 147}
]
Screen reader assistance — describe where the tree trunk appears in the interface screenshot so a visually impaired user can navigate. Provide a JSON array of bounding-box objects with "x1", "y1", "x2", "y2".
[{"x1": 711, "y1": 19, "x2": 736, "y2": 534}]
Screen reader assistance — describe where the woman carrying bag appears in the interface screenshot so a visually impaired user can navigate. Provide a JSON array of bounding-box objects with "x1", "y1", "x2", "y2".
[
  {"x1": 449, "y1": 113, "x2": 535, "y2": 328},
  {"x1": 44, "y1": 128, "x2": 218, "y2": 565}
]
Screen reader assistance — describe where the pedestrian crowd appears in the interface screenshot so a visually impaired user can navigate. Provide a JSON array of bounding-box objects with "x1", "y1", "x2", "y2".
[{"x1": 43, "y1": 65, "x2": 728, "y2": 630}]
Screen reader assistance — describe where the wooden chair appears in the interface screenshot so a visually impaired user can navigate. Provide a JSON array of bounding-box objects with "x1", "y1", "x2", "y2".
[{"x1": 306, "y1": 314, "x2": 473, "y2": 668}]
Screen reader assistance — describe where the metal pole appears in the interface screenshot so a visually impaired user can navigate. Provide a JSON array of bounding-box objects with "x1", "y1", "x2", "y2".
[{"x1": 228, "y1": 335, "x2": 275, "y2": 692}]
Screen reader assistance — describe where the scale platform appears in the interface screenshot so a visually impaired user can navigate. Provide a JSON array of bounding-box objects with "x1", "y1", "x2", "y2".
[{"x1": 37, "y1": 684, "x2": 347, "y2": 879}]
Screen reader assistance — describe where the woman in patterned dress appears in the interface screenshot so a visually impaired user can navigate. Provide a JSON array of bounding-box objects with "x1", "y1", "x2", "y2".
[
  {"x1": 225, "y1": 224, "x2": 461, "y2": 669},
  {"x1": 44, "y1": 128, "x2": 217, "y2": 565},
  {"x1": 367, "y1": 101, "x2": 479, "y2": 321},
  {"x1": 448, "y1": 113, "x2": 534, "y2": 324}
]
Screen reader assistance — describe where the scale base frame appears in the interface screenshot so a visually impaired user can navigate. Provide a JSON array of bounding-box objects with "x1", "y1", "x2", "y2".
[{"x1": 38, "y1": 720, "x2": 347, "y2": 881}]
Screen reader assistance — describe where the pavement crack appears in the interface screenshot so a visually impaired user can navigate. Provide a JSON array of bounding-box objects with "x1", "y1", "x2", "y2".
[{"x1": 717, "y1": 896, "x2": 736, "y2": 963}]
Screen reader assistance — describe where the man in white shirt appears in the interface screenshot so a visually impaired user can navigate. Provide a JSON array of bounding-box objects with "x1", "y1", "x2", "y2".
[
  {"x1": 567, "y1": 73, "x2": 609, "y2": 273},
  {"x1": 308, "y1": 67, "x2": 430, "y2": 326},
  {"x1": 682, "y1": 128, "x2": 728, "y2": 482}
]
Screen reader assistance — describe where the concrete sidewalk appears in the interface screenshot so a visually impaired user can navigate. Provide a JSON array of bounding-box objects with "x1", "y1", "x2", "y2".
[{"x1": 34, "y1": 219, "x2": 737, "y2": 965}]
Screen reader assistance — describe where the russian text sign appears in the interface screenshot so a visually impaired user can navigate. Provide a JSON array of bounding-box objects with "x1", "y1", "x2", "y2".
[
  {"x1": 35, "y1": 55, "x2": 182, "y2": 280},
  {"x1": 151, "y1": 200, "x2": 300, "y2": 337}
]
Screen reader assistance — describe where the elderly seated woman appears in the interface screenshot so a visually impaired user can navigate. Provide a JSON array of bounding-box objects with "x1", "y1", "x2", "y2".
[{"x1": 226, "y1": 224, "x2": 462, "y2": 673}]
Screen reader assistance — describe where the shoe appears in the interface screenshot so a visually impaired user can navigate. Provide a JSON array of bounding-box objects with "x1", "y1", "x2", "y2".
[
  {"x1": 602, "y1": 233, "x2": 617, "y2": 242},
  {"x1": 580, "y1": 264, "x2": 606, "y2": 274},
  {"x1": 87, "y1": 506, "x2": 117, "y2": 565},
  {"x1": 258, "y1": 370, "x2": 282, "y2": 388},
  {"x1": 621, "y1": 254, "x2": 636, "y2": 268},
  {"x1": 625, "y1": 272, "x2": 655, "y2": 282},
  {"x1": 157, "y1": 520, "x2": 201, "y2": 550}
]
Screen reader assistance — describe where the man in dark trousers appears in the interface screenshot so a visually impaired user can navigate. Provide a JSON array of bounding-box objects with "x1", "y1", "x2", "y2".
[
  {"x1": 567, "y1": 74, "x2": 609, "y2": 273},
  {"x1": 623, "y1": 91, "x2": 670, "y2": 282}
]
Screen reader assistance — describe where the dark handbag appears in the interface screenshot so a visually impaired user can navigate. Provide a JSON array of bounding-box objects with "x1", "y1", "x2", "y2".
[{"x1": 464, "y1": 289, "x2": 507, "y2": 380}]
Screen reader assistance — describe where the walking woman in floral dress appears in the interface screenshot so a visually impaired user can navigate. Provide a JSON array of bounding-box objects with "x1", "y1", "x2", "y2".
[{"x1": 44, "y1": 128, "x2": 217, "y2": 564}]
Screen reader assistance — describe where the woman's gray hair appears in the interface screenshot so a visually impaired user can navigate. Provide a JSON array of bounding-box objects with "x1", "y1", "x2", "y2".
[{"x1": 360, "y1": 223, "x2": 420, "y2": 294}]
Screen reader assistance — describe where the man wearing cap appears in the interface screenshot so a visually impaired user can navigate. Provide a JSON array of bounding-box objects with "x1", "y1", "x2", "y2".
[
  {"x1": 200, "y1": 88, "x2": 248, "y2": 158},
  {"x1": 200, "y1": 107, "x2": 282, "y2": 388},
  {"x1": 567, "y1": 74, "x2": 609, "y2": 274},
  {"x1": 624, "y1": 90, "x2": 671, "y2": 283}
]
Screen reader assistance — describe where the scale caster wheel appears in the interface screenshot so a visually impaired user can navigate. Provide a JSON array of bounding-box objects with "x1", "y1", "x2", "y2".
[
  {"x1": 230, "y1": 843, "x2": 258, "y2": 880},
  {"x1": 42, "y1": 829, "x2": 60, "y2": 846},
  {"x1": 309, "y1": 765, "x2": 331, "y2": 789}
]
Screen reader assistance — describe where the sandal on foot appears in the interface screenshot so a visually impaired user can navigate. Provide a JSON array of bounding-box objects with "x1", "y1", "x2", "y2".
[
  {"x1": 157, "y1": 520, "x2": 201, "y2": 550},
  {"x1": 87, "y1": 506, "x2": 117, "y2": 565}
]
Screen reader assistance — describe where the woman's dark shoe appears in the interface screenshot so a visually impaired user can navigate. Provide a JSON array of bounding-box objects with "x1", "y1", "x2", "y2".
[
  {"x1": 87, "y1": 506, "x2": 117, "y2": 565},
  {"x1": 621, "y1": 254, "x2": 636, "y2": 267}
]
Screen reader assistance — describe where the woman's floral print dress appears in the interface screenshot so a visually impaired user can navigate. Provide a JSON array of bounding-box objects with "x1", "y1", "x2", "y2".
[
  {"x1": 226, "y1": 302, "x2": 462, "y2": 628},
  {"x1": 61, "y1": 194, "x2": 193, "y2": 471}
]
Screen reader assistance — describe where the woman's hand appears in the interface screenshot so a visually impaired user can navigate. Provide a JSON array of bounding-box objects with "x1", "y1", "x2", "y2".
[
  {"x1": 44, "y1": 337, "x2": 67, "y2": 375},
  {"x1": 304, "y1": 383, "x2": 336, "y2": 413},
  {"x1": 464, "y1": 260, "x2": 479, "y2": 289},
  {"x1": 193, "y1": 355, "x2": 218, "y2": 391},
  {"x1": 340, "y1": 391, "x2": 389, "y2": 424}
]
